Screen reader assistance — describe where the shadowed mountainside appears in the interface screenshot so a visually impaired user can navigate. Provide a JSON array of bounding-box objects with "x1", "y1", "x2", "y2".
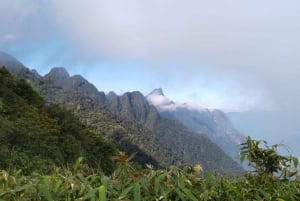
[{"x1": 0, "y1": 51, "x2": 244, "y2": 174}]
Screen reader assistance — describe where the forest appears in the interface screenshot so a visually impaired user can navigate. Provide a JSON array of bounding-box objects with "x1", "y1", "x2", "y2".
[{"x1": 0, "y1": 67, "x2": 299, "y2": 200}]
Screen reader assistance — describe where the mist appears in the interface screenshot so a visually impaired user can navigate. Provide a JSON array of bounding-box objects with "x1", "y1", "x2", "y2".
[{"x1": 1, "y1": 0, "x2": 300, "y2": 150}]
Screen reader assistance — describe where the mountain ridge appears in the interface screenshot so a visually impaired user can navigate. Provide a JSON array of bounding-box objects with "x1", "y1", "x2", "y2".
[
  {"x1": 0, "y1": 53, "x2": 183, "y2": 169},
  {"x1": 0, "y1": 67, "x2": 117, "y2": 174},
  {"x1": 0, "y1": 51, "x2": 244, "y2": 174},
  {"x1": 146, "y1": 87, "x2": 245, "y2": 161},
  {"x1": 105, "y1": 88, "x2": 244, "y2": 174}
]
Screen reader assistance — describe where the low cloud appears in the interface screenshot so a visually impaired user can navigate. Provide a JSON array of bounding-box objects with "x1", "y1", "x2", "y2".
[{"x1": 1, "y1": 0, "x2": 300, "y2": 116}]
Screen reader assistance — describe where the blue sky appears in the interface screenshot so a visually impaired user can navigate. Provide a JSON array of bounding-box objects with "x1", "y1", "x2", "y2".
[{"x1": 1, "y1": 1, "x2": 300, "y2": 113}]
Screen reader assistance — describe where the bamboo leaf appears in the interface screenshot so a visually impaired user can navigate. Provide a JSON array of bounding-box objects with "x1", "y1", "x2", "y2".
[
  {"x1": 181, "y1": 187, "x2": 198, "y2": 201},
  {"x1": 118, "y1": 186, "x2": 133, "y2": 199},
  {"x1": 134, "y1": 183, "x2": 141, "y2": 201},
  {"x1": 99, "y1": 185, "x2": 106, "y2": 201}
]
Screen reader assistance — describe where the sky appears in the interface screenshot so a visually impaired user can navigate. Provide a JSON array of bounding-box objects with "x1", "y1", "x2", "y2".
[{"x1": 1, "y1": 0, "x2": 300, "y2": 150}]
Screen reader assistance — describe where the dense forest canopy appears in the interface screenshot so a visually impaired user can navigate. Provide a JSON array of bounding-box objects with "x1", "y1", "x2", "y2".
[{"x1": 0, "y1": 67, "x2": 117, "y2": 174}]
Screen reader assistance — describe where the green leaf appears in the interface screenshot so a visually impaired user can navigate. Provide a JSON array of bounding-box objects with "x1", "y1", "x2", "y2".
[
  {"x1": 202, "y1": 190, "x2": 209, "y2": 201},
  {"x1": 81, "y1": 188, "x2": 98, "y2": 200},
  {"x1": 134, "y1": 183, "x2": 141, "y2": 201},
  {"x1": 174, "y1": 188, "x2": 186, "y2": 201},
  {"x1": 154, "y1": 173, "x2": 166, "y2": 194},
  {"x1": 240, "y1": 154, "x2": 246, "y2": 163},
  {"x1": 181, "y1": 187, "x2": 198, "y2": 201},
  {"x1": 118, "y1": 186, "x2": 133, "y2": 199},
  {"x1": 39, "y1": 184, "x2": 54, "y2": 201},
  {"x1": 293, "y1": 157, "x2": 298, "y2": 167},
  {"x1": 99, "y1": 185, "x2": 106, "y2": 201}
]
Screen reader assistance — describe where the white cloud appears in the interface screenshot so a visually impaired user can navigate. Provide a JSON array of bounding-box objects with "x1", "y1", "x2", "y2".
[
  {"x1": 48, "y1": 0, "x2": 300, "y2": 63},
  {"x1": 1, "y1": 0, "x2": 300, "y2": 115},
  {"x1": 146, "y1": 93, "x2": 175, "y2": 110}
]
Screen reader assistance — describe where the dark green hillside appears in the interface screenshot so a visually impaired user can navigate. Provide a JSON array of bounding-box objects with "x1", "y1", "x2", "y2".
[
  {"x1": 0, "y1": 67, "x2": 117, "y2": 174},
  {"x1": 153, "y1": 117, "x2": 244, "y2": 174},
  {"x1": 38, "y1": 85, "x2": 183, "y2": 168},
  {"x1": 0, "y1": 52, "x2": 242, "y2": 174},
  {"x1": 0, "y1": 52, "x2": 182, "y2": 169},
  {"x1": 106, "y1": 91, "x2": 244, "y2": 174}
]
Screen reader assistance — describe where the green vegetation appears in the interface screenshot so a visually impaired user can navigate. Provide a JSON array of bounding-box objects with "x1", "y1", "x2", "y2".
[
  {"x1": 0, "y1": 67, "x2": 117, "y2": 174},
  {"x1": 39, "y1": 84, "x2": 183, "y2": 169},
  {"x1": 0, "y1": 140, "x2": 299, "y2": 200},
  {"x1": 1, "y1": 66, "x2": 300, "y2": 200}
]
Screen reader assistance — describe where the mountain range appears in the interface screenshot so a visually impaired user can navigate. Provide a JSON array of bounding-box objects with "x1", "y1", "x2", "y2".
[
  {"x1": 0, "y1": 51, "x2": 244, "y2": 174},
  {"x1": 147, "y1": 88, "x2": 245, "y2": 161}
]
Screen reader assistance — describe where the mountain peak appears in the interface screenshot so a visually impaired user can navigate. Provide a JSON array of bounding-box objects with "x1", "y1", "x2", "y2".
[
  {"x1": 148, "y1": 88, "x2": 165, "y2": 96},
  {"x1": 47, "y1": 67, "x2": 70, "y2": 78},
  {"x1": 44, "y1": 67, "x2": 70, "y2": 88},
  {"x1": 146, "y1": 88, "x2": 175, "y2": 111},
  {"x1": 106, "y1": 91, "x2": 118, "y2": 100},
  {"x1": 0, "y1": 51, "x2": 26, "y2": 73}
]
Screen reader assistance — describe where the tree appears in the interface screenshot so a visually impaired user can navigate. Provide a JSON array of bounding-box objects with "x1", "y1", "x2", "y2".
[{"x1": 240, "y1": 136, "x2": 298, "y2": 180}]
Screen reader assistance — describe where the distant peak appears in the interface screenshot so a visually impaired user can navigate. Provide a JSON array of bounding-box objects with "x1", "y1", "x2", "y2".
[
  {"x1": 47, "y1": 67, "x2": 70, "y2": 78},
  {"x1": 0, "y1": 51, "x2": 18, "y2": 61},
  {"x1": 148, "y1": 88, "x2": 165, "y2": 96},
  {"x1": 146, "y1": 88, "x2": 176, "y2": 111},
  {"x1": 0, "y1": 51, "x2": 26, "y2": 71},
  {"x1": 44, "y1": 67, "x2": 71, "y2": 88},
  {"x1": 106, "y1": 91, "x2": 118, "y2": 100}
]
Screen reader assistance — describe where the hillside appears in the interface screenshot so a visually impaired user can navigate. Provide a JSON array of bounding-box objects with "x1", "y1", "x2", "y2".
[
  {"x1": 147, "y1": 88, "x2": 245, "y2": 162},
  {"x1": 0, "y1": 67, "x2": 117, "y2": 174},
  {"x1": 42, "y1": 66, "x2": 244, "y2": 174},
  {"x1": 0, "y1": 52, "x2": 182, "y2": 169},
  {"x1": 0, "y1": 51, "x2": 243, "y2": 174},
  {"x1": 39, "y1": 85, "x2": 183, "y2": 168},
  {"x1": 106, "y1": 91, "x2": 244, "y2": 174}
]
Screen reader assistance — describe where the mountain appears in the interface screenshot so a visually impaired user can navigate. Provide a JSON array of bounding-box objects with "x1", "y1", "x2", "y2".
[
  {"x1": 147, "y1": 88, "x2": 245, "y2": 162},
  {"x1": 147, "y1": 88, "x2": 175, "y2": 110},
  {"x1": 106, "y1": 89, "x2": 244, "y2": 174},
  {"x1": 106, "y1": 91, "x2": 160, "y2": 129},
  {"x1": 0, "y1": 54, "x2": 182, "y2": 169},
  {"x1": 45, "y1": 90, "x2": 182, "y2": 168},
  {"x1": 44, "y1": 67, "x2": 106, "y2": 104},
  {"x1": 0, "y1": 51, "x2": 244, "y2": 174},
  {"x1": 0, "y1": 51, "x2": 25, "y2": 73},
  {"x1": 0, "y1": 67, "x2": 117, "y2": 174},
  {"x1": 41, "y1": 67, "x2": 242, "y2": 173},
  {"x1": 0, "y1": 51, "x2": 42, "y2": 85}
]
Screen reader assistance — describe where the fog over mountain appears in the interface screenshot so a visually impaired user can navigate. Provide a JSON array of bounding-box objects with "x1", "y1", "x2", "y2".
[
  {"x1": 228, "y1": 110, "x2": 300, "y2": 159},
  {"x1": 0, "y1": 51, "x2": 245, "y2": 174},
  {"x1": 147, "y1": 88, "x2": 245, "y2": 161},
  {"x1": 1, "y1": 0, "x2": 300, "y2": 158}
]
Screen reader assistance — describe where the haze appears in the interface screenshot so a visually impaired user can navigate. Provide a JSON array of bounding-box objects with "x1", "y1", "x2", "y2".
[{"x1": 1, "y1": 0, "x2": 300, "y2": 155}]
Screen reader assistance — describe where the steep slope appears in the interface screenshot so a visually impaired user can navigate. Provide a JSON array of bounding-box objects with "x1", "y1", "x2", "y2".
[
  {"x1": 39, "y1": 85, "x2": 182, "y2": 168},
  {"x1": 107, "y1": 91, "x2": 159, "y2": 129},
  {"x1": 0, "y1": 51, "x2": 42, "y2": 86},
  {"x1": 0, "y1": 67, "x2": 117, "y2": 174},
  {"x1": 0, "y1": 54, "x2": 182, "y2": 168},
  {"x1": 147, "y1": 88, "x2": 245, "y2": 161},
  {"x1": 43, "y1": 68, "x2": 244, "y2": 173},
  {"x1": 0, "y1": 51, "x2": 26, "y2": 73},
  {"x1": 44, "y1": 67, "x2": 106, "y2": 104},
  {"x1": 41, "y1": 69, "x2": 182, "y2": 168},
  {"x1": 0, "y1": 52, "x2": 243, "y2": 174},
  {"x1": 106, "y1": 90, "x2": 244, "y2": 174}
]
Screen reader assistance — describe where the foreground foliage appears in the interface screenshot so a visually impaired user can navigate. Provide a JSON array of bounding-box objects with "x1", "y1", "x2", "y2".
[
  {"x1": 1, "y1": 67, "x2": 300, "y2": 200},
  {"x1": 1, "y1": 142, "x2": 300, "y2": 200}
]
